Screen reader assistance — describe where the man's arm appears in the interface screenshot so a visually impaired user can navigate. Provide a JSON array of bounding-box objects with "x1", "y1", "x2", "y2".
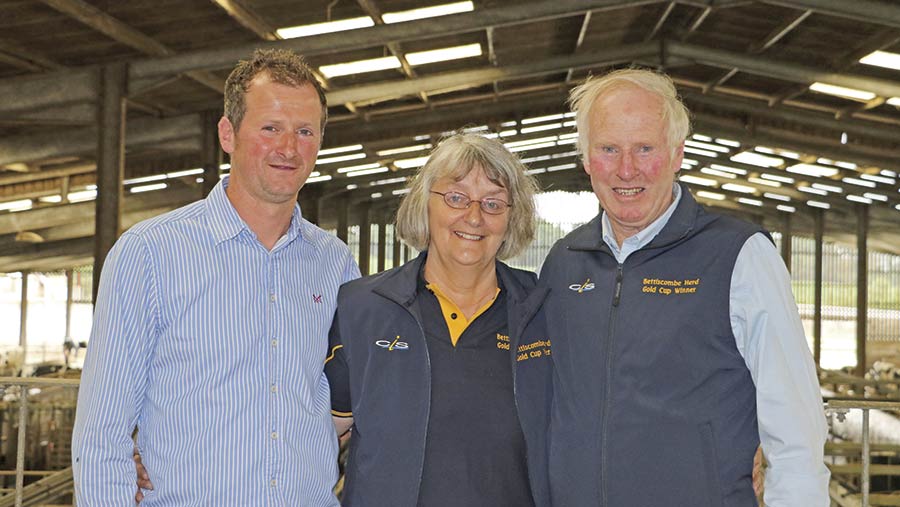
[
  {"x1": 72, "y1": 233, "x2": 159, "y2": 506},
  {"x1": 731, "y1": 233, "x2": 830, "y2": 507}
]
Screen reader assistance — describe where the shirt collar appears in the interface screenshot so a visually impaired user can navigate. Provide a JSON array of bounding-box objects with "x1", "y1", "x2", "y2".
[
  {"x1": 601, "y1": 182, "x2": 682, "y2": 263},
  {"x1": 205, "y1": 175, "x2": 305, "y2": 247}
]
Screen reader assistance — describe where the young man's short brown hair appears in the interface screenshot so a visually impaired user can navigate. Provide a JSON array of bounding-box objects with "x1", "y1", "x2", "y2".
[{"x1": 223, "y1": 48, "x2": 327, "y2": 134}]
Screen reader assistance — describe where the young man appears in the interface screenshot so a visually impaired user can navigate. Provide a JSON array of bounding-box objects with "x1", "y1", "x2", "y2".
[{"x1": 72, "y1": 49, "x2": 358, "y2": 506}]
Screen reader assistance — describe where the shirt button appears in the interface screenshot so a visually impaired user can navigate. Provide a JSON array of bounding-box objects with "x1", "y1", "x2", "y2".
[
  {"x1": 271, "y1": 432, "x2": 278, "y2": 440},
  {"x1": 271, "y1": 339, "x2": 278, "y2": 347},
  {"x1": 269, "y1": 294, "x2": 276, "y2": 302},
  {"x1": 270, "y1": 385, "x2": 278, "y2": 393},
  {"x1": 270, "y1": 479, "x2": 277, "y2": 487},
  {"x1": 450, "y1": 313, "x2": 458, "y2": 320}
]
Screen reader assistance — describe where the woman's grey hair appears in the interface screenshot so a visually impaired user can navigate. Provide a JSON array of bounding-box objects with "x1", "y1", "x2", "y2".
[
  {"x1": 568, "y1": 68, "x2": 691, "y2": 159},
  {"x1": 395, "y1": 133, "x2": 538, "y2": 260}
]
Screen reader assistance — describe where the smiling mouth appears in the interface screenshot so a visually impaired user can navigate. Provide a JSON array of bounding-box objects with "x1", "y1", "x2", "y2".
[
  {"x1": 455, "y1": 231, "x2": 484, "y2": 241},
  {"x1": 269, "y1": 164, "x2": 297, "y2": 170},
  {"x1": 614, "y1": 187, "x2": 644, "y2": 196}
]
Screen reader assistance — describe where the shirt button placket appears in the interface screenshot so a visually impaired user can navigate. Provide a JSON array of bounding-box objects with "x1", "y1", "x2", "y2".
[{"x1": 266, "y1": 255, "x2": 280, "y2": 497}]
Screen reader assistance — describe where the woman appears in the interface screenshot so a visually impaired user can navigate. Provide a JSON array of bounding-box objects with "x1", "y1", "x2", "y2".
[{"x1": 325, "y1": 133, "x2": 551, "y2": 506}]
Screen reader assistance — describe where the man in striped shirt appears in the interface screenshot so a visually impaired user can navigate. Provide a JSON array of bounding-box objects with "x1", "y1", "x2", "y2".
[{"x1": 72, "y1": 49, "x2": 359, "y2": 506}]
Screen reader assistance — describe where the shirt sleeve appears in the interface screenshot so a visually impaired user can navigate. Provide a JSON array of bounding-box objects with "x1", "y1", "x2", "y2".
[
  {"x1": 341, "y1": 249, "x2": 362, "y2": 284},
  {"x1": 730, "y1": 233, "x2": 831, "y2": 506},
  {"x1": 71, "y1": 232, "x2": 159, "y2": 506}
]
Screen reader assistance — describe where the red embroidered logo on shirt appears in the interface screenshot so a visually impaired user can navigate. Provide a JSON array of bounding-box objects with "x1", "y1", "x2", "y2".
[{"x1": 312, "y1": 294, "x2": 322, "y2": 303}]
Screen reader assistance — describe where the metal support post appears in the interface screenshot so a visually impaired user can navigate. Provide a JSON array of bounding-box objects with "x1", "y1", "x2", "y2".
[
  {"x1": 377, "y1": 217, "x2": 387, "y2": 273},
  {"x1": 202, "y1": 110, "x2": 221, "y2": 197},
  {"x1": 18, "y1": 272, "x2": 28, "y2": 351},
  {"x1": 92, "y1": 62, "x2": 128, "y2": 303},
  {"x1": 862, "y1": 408, "x2": 870, "y2": 507},
  {"x1": 337, "y1": 198, "x2": 349, "y2": 243},
  {"x1": 813, "y1": 208, "x2": 824, "y2": 368},
  {"x1": 855, "y1": 203, "x2": 868, "y2": 378},
  {"x1": 358, "y1": 203, "x2": 371, "y2": 275},
  {"x1": 15, "y1": 388, "x2": 27, "y2": 507},
  {"x1": 780, "y1": 212, "x2": 792, "y2": 272},
  {"x1": 65, "y1": 269, "x2": 74, "y2": 341},
  {"x1": 392, "y1": 228, "x2": 402, "y2": 269}
]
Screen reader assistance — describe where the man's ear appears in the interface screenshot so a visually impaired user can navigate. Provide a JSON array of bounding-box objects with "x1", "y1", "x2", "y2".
[
  {"x1": 218, "y1": 116, "x2": 235, "y2": 154},
  {"x1": 672, "y1": 142, "x2": 685, "y2": 174}
]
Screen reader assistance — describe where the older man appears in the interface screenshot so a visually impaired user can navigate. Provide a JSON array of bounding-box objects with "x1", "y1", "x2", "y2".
[
  {"x1": 540, "y1": 69, "x2": 829, "y2": 506},
  {"x1": 72, "y1": 49, "x2": 358, "y2": 506}
]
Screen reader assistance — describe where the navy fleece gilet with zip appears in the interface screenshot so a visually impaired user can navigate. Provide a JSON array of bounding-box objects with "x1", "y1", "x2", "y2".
[
  {"x1": 326, "y1": 252, "x2": 552, "y2": 506},
  {"x1": 540, "y1": 185, "x2": 764, "y2": 507}
]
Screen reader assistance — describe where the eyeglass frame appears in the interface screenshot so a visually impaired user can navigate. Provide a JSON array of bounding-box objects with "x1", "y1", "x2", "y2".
[{"x1": 429, "y1": 190, "x2": 512, "y2": 215}]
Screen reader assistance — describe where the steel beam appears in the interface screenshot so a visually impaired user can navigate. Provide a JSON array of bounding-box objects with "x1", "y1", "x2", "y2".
[
  {"x1": 763, "y1": 0, "x2": 900, "y2": 29},
  {"x1": 0, "y1": 1, "x2": 650, "y2": 117},
  {"x1": 0, "y1": 185, "x2": 198, "y2": 236},
  {"x1": 326, "y1": 88, "x2": 569, "y2": 147},
  {"x1": 4, "y1": 42, "x2": 899, "y2": 168},
  {"x1": 0, "y1": 68, "x2": 97, "y2": 117},
  {"x1": 0, "y1": 164, "x2": 95, "y2": 187},
  {"x1": 3, "y1": 0, "x2": 898, "y2": 120},
  {"x1": 0, "y1": 206, "x2": 188, "y2": 269},
  {"x1": 682, "y1": 91, "x2": 900, "y2": 144},
  {"x1": 356, "y1": 0, "x2": 429, "y2": 105},
  {"x1": 32, "y1": 205, "x2": 186, "y2": 243},
  {"x1": 327, "y1": 43, "x2": 656, "y2": 106},
  {"x1": 692, "y1": 113, "x2": 900, "y2": 170},
  {"x1": 1, "y1": 103, "x2": 96, "y2": 126},
  {"x1": 0, "y1": 114, "x2": 202, "y2": 166},
  {"x1": 128, "y1": 0, "x2": 655, "y2": 81},
  {"x1": 752, "y1": 9, "x2": 812, "y2": 53},
  {"x1": 39, "y1": 0, "x2": 224, "y2": 93},
  {"x1": 0, "y1": 38, "x2": 65, "y2": 72},
  {"x1": 566, "y1": 11, "x2": 594, "y2": 82},
  {"x1": 209, "y1": 0, "x2": 278, "y2": 40},
  {"x1": 669, "y1": 41, "x2": 900, "y2": 99},
  {"x1": 0, "y1": 238, "x2": 92, "y2": 272},
  {"x1": 0, "y1": 195, "x2": 198, "y2": 272}
]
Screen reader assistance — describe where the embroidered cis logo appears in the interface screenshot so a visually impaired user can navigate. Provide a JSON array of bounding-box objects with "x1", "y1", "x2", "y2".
[
  {"x1": 375, "y1": 335, "x2": 409, "y2": 351},
  {"x1": 568, "y1": 278, "x2": 595, "y2": 293}
]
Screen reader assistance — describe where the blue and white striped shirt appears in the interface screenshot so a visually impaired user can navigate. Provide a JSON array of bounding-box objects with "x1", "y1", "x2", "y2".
[{"x1": 72, "y1": 177, "x2": 359, "y2": 506}]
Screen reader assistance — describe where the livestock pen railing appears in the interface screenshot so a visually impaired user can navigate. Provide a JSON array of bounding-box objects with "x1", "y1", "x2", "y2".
[
  {"x1": 0, "y1": 376, "x2": 78, "y2": 507},
  {"x1": 0, "y1": 377, "x2": 897, "y2": 506},
  {"x1": 826, "y1": 399, "x2": 900, "y2": 507}
]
